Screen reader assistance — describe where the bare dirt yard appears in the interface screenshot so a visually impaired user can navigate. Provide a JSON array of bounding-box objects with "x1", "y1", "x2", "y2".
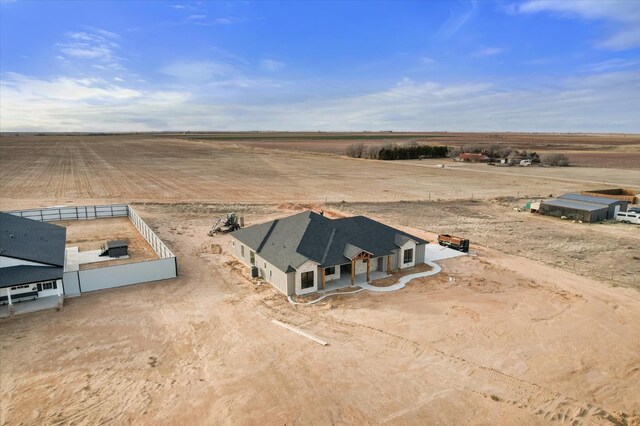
[
  {"x1": 59, "y1": 217, "x2": 158, "y2": 270},
  {"x1": 1, "y1": 134, "x2": 639, "y2": 424}
]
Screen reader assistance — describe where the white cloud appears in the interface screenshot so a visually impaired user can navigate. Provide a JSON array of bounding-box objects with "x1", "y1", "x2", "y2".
[
  {"x1": 1, "y1": 71, "x2": 638, "y2": 132},
  {"x1": 0, "y1": 73, "x2": 188, "y2": 131},
  {"x1": 518, "y1": 0, "x2": 640, "y2": 50},
  {"x1": 260, "y1": 59, "x2": 284, "y2": 72},
  {"x1": 58, "y1": 29, "x2": 123, "y2": 69},
  {"x1": 584, "y1": 58, "x2": 639, "y2": 72},
  {"x1": 436, "y1": 1, "x2": 478, "y2": 39},
  {"x1": 472, "y1": 47, "x2": 505, "y2": 57},
  {"x1": 188, "y1": 14, "x2": 206, "y2": 20}
]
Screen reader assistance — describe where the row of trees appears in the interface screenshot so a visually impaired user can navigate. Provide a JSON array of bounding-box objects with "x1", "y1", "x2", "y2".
[{"x1": 345, "y1": 142, "x2": 449, "y2": 160}]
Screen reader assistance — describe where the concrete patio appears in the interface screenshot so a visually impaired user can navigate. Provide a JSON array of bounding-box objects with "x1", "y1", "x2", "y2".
[
  {"x1": 320, "y1": 271, "x2": 389, "y2": 293},
  {"x1": 0, "y1": 296, "x2": 62, "y2": 318}
]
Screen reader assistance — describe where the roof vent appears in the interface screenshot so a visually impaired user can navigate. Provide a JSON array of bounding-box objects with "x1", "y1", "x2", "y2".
[{"x1": 9, "y1": 234, "x2": 15, "y2": 238}]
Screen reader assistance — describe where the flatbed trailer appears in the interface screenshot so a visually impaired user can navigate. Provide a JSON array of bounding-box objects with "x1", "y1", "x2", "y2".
[{"x1": 437, "y1": 234, "x2": 470, "y2": 252}]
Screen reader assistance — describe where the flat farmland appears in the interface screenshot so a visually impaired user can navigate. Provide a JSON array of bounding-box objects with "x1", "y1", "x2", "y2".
[
  {"x1": 1, "y1": 134, "x2": 638, "y2": 210},
  {"x1": 179, "y1": 131, "x2": 640, "y2": 169}
]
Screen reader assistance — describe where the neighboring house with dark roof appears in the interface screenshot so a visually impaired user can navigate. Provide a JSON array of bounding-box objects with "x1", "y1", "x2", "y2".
[
  {"x1": 230, "y1": 211, "x2": 427, "y2": 296},
  {"x1": 0, "y1": 212, "x2": 66, "y2": 304}
]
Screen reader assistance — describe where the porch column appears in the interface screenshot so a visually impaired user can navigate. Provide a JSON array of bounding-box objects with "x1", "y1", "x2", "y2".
[
  {"x1": 321, "y1": 268, "x2": 326, "y2": 290},
  {"x1": 386, "y1": 256, "x2": 391, "y2": 274},
  {"x1": 7, "y1": 289, "x2": 14, "y2": 316},
  {"x1": 351, "y1": 259, "x2": 355, "y2": 286},
  {"x1": 366, "y1": 256, "x2": 370, "y2": 282}
]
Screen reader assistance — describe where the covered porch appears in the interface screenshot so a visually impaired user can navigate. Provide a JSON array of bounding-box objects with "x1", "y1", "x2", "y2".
[
  {"x1": 0, "y1": 295, "x2": 62, "y2": 318},
  {"x1": 321, "y1": 270, "x2": 389, "y2": 292},
  {"x1": 318, "y1": 249, "x2": 393, "y2": 292}
]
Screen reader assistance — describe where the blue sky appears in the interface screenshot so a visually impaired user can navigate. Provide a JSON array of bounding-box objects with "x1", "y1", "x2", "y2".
[{"x1": 1, "y1": 0, "x2": 639, "y2": 132}]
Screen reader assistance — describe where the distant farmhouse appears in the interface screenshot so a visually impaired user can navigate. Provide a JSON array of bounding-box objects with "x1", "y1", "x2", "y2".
[
  {"x1": 230, "y1": 211, "x2": 427, "y2": 296},
  {"x1": 455, "y1": 153, "x2": 490, "y2": 162}
]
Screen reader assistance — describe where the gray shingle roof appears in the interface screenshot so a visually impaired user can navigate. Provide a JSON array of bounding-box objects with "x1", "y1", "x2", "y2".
[
  {"x1": 541, "y1": 199, "x2": 609, "y2": 212},
  {"x1": 558, "y1": 193, "x2": 621, "y2": 205},
  {"x1": 230, "y1": 211, "x2": 426, "y2": 272},
  {"x1": 0, "y1": 212, "x2": 67, "y2": 266},
  {"x1": 0, "y1": 266, "x2": 64, "y2": 288}
]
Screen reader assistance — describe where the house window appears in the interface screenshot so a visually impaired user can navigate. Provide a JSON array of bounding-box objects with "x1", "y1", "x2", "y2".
[
  {"x1": 250, "y1": 251, "x2": 256, "y2": 265},
  {"x1": 269, "y1": 270, "x2": 272, "y2": 279},
  {"x1": 36, "y1": 281, "x2": 56, "y2": 291},
  {"x1": 403, "y1": 249, "x2": 413, "y2": 263},
  {"x1": 301, "y1": 271, "x2": 314, "y2": 289},
  {"x1": 264, "y1": 262, "x2": 267, "y2": 268},
  {"x1": 324, "y1": 266, "x2": 335, "y2": 275},
  {"x1": 232, "y1": 241, "x2": 235, "y2": 247},
  {"x1": 241, "y1": 245, "x2": 245, "y2": 257}
]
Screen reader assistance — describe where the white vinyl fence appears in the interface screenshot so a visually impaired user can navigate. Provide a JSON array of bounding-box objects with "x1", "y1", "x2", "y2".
[
  {"x1": 5, "y1": 204, "x2": 177, "y2": 296},
  {"x1": 128, "y1": 206, "x2": 174, "y2": 259},
  {"x1": 76, "y1": 258, "x2": 177, "y2": 293}
]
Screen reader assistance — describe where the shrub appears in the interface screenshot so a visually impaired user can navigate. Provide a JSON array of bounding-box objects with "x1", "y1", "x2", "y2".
[
  {"x1": 542, "y1": 153, "x2": 570, "y2": 166},
  {"x1": 364, "y1": 145, "x2": 381, "y2": 159},
  {"x1": 345, "y1": 143, "x2": 365, "y2": 158}
]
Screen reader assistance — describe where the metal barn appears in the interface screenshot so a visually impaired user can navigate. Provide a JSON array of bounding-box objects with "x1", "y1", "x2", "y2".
[
  {"x1": 558, "y1": 193, "x2": 627, "y2": 219},
  {"x1": 539, "y1": 199, "x2": 609, "y2": 223}
]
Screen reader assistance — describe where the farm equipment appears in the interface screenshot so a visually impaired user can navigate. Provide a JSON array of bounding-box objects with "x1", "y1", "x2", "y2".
[
  {"x1": 437, "y1": 234, "x2": 470, "y2": 252},
  {"x1": 208, "y1": 213, "x2": 243, "y2": 236}
]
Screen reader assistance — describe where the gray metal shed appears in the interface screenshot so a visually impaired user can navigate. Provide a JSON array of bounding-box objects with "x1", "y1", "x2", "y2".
[
  {"x1": 558, "y1": 193, "x2": 627, "y2": 219},
  {"x1": 539, "y1": 199, "x2": 609, "y2": 223}
]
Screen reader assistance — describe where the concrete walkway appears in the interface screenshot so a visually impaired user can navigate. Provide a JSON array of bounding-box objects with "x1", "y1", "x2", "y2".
[
  {"x1": 288, "y1": 245, "x2": 466, "y2": 305},
  {"x1": 359, "y1": 260, "x2": 441, "y2": 292},
  {"x1": 289, "y1": 260, "x2": 443, "y2": 305}
]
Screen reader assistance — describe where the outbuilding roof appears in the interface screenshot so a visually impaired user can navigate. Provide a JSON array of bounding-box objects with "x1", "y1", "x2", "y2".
[
  {"x1": 0, "y1": 213, "x2": 66, "y2": 266},
  {"x1": 558, "y1": 193, "x2": 622, "y2": 205},
  {"x1": 541, "y1": 198, "x2": 609, "y2": 212},
  {"x1": 230, "y1": 211, "x2": 426, "y2": 272}
]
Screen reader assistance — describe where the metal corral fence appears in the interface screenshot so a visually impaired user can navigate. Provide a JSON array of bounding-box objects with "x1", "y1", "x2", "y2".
[
  {"x1": 5, "y1": 204, "x2": 177, "y2": 296},
  {"x1": 8, "y1": 204, "x2": 128, "y2": 221},
  {"x1": 128, "y1": 205, "x2": 174, "y2": 259}
]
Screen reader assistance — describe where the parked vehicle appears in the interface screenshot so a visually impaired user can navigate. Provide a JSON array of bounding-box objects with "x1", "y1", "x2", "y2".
[
  {"x1": 519, "y1": 159, "x2": 532, "y2": 166},
  {"x1": 615, "y1": 211, "x2": 640, "y2": 224},
  {"x1": 628, "y1": 207, "x2": 640, "y2": 214},
  {"x1": 437, "y1": 234, "x2": 470, "y2": 252}
]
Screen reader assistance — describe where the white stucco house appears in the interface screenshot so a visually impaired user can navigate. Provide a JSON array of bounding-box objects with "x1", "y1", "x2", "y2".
[{"x1": 229, "y1": 211, "x2": 427, "y2": 296}]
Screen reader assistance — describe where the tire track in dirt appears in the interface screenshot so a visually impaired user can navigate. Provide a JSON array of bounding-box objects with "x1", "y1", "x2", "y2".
[{"x1": 245, "y1": 284, "x2": 625, "y2": 425}]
